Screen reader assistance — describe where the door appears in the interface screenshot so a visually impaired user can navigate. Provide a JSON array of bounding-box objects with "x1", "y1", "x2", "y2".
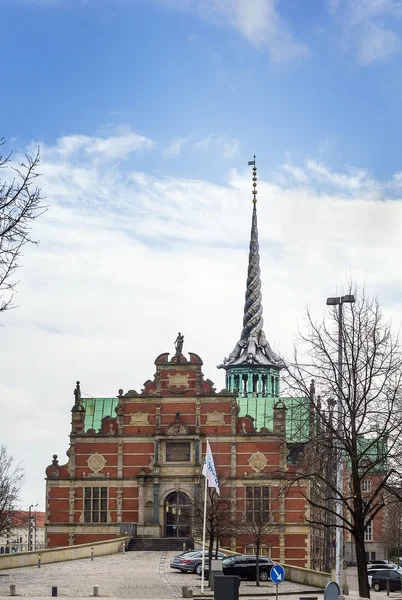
[
  {"x1": 389, "y1": 572, "x2": 401, "y2": 592},
  {"x1": 231, "y1": 557, "x2": 248, "y2": 578},
  {"x1": 164, "y1": 492, "x2": 191, "y2": 538}
]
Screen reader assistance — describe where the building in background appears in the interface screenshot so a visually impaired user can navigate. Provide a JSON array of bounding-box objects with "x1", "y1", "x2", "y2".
[
  {"x1": 44, "y1": 163, "x2": 316, "y2": 565},
  {"x1": 0, "y1": 511, "x2": 46, "y2": 553}
]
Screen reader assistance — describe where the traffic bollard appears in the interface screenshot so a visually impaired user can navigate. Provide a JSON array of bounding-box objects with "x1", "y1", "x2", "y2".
[
  {"x1": 52, "y1": 586, "x2": 58, "y2": 597},
  {"x1": 91, "y1": 547, "x2": 94, "y2": 561},
  {"x1": 93, "y1": 585, "x2": 99, "y2": 597},
  {"x1": 9, "y1": 584, "x2": 16, "y2": 596},
  {"x1": 38, "y1": 553, "x2": 42, "y2": 568}
]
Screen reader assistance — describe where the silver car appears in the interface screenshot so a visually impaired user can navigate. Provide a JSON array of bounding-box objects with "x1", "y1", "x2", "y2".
[{"x1": 170, "y1": 550, "x2": 226, "y2": 575}]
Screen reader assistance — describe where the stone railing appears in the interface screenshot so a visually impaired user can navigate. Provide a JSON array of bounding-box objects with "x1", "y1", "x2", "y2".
[
  {"x1": 0, "y1": 536, "x2": 130, "y2": 570},
  {"x1": 281, "y1": 563, "x2": 330, "y2": 589},
  {"x1": 212, "y1": 543, "x2": 330, "y2": 590}
]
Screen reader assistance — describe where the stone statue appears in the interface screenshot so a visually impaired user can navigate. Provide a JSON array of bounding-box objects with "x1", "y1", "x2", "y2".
[
  {"x1": 74, "y1": 381, "x2": 81, "y2": 406},
  {"x1": 174, "y1": 332, "x2": 184, "y2": 354}
]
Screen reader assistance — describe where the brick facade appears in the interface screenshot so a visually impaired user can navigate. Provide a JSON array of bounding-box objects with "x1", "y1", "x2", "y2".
[{"x1": 45, "y1": 350, "x2": 311, "y2": 566}]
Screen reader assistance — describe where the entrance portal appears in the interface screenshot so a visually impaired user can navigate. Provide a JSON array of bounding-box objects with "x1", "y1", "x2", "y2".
[{"x1": 164, "y1": 492, "x2": 191, "y2": 538}]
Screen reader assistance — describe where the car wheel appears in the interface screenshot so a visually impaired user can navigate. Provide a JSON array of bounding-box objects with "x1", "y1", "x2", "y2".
[
  {"x1": 195, "y1": 564, "x2": 202, "y2": 575},
  {"x1": 373, "y1": 582, "x2": 381, "y2": 592},
  {"x1": 259, "y1": 571, "x2": 269, "y2": 581}
]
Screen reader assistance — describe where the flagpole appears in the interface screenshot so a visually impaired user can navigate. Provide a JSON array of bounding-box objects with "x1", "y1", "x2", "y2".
[{"x1": 201, "y1": 438, "x2": 209, "y2": 594}]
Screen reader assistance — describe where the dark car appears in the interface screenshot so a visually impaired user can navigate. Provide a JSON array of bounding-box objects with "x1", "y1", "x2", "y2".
[
  {"x1": 203, "y1": 555, "x2": 275, "y2": 581},
  {"x1": 170, "y1": 550, "x2": 226, "y2": 575},
  {"x1": 368, "y1": 561, "x2": 397, "y2": 570},
  {"x1": 372, "y1": 570, "x2": 402, "y2": 592}
]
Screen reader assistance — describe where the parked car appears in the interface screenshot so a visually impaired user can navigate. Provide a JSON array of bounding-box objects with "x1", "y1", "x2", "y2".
[
  {"x1": 170, "y1": 550, "x2": 226, "y2": 575},
  {"x1": 203, "y1": 555, "x2": 275, "y2": 581},
  {"x1": 372, "y1": 570, "x2": 402, "y2": 592},
  {"x1": 368, "y1": 563, "x2": 397, "y2": 571},
  {"x1": 368, "y1": 567, "x2": 402, "y2": 587}
]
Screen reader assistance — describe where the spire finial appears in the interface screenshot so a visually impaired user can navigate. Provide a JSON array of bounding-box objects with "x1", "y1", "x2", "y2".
[
  {"x1": 219, "y1": 160, "x2": 282, "y2": 370},
  {"x1": 248, "y1": 155, "x2": 257, "y2": 205}
]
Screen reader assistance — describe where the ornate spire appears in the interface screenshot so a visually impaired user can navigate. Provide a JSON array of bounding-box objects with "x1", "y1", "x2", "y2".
[{"x1": 220, "y1": 158, "x2": 281, "y2": 368}]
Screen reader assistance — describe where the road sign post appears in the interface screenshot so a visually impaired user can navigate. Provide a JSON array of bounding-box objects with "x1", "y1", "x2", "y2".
[{"x1": 270, "y1": 564, "x2": 285, "y2": 600}]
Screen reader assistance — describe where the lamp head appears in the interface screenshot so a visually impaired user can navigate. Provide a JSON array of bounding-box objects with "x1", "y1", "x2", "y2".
[
  {"x1": 326, "y1": 297, "x2": 339, "y2": 306},
  {"x1": 342, "y1": 294, "x2": 355, "y2": 304}
]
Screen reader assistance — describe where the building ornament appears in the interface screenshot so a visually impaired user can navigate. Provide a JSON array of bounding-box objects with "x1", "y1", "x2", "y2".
[
  {"x1": 248, "y1": 451, "x2": 268, "y2": 472},
  {"x1": 166, "y1": 422, "x2": 188, "y2": 435},
  {"x1": 130, "y1": 412, "x2": 150, "y2": 426},
  {"x1": 87, "y1": 452, "x2": 107, "y2": 474},
  {"x1": 206, "y1": 411, "x2": 225, "y2": 425},
  {"x1": 167, "y1": 373, "x2": 189, "y2": 388}
]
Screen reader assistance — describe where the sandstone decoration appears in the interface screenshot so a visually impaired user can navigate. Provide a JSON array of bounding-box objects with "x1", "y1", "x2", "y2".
[
  {"x1": 248, "y1": 451, "x2": 268, "y2": 472},
  {"x1": 87, "y1": 452, "x2": 107, "y2": 474}
]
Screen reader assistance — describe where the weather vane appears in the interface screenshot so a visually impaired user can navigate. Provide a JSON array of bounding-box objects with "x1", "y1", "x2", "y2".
[{"x1": 248, "y1": 155, "x2": 257, "y2": 204}]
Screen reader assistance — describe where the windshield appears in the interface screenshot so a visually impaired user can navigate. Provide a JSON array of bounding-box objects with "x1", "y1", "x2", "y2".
[{"x1": 222, "y1": 557, "x2": 236, "y2": 566}]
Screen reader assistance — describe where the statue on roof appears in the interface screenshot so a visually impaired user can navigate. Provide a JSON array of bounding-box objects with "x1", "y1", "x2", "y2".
[
  {"x1": 74, "y1": 381, "x2": 81, "y2": 406},
  {"x1": 174, "y1": 332, "x2": 184, "y2": 355}
]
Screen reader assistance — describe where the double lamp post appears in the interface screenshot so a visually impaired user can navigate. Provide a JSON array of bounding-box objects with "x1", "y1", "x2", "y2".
[{"x1": 325, "y1": 294, "x2": 355, "y2": 593}]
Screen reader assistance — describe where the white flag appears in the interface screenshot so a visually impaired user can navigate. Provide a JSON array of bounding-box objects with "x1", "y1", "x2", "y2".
[{"x1": 202, "y1": 440, "x2": 220, "y2": 495}]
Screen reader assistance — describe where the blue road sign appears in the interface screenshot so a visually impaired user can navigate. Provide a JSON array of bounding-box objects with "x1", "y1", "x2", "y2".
[{"x1": 270, "y1": 564, "x2": 285, "y2": 584}]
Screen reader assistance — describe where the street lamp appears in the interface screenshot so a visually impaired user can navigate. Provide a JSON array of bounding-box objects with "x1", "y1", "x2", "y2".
[
  {"x1": 28, "y1": 503, "x2": 38, "y2": 552},
  {"x1": 326, "y1": 294, "x2": 355, "y2": 593}
]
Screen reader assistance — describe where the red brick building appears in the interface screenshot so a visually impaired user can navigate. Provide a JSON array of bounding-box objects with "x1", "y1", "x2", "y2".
[{"x1": 45, "y1": 164, "x2": 313, "y2": 566}]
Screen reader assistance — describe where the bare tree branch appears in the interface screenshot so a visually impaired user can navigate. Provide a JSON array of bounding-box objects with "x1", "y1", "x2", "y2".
[
  {"x1": 0, "y1": 446, "x2": 24, "y2": 537},
  {"x1": 0, "y1": 138, "x2": 46, "y2": 313},
  {"x1": 283, "y1": 286, "x2": 402, "y2": 598}
]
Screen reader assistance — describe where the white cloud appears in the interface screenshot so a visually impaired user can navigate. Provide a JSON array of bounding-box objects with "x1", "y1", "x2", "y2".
[
  {"x1": 192, "y1": 134, "x2": 240, "y2": 158},
  {"x1": 2, "y1": 129, "x2": 402, "y2": 507},
  {"x1": 45, "y1": 129, "x2": 154, "y2": 160},
  {"x1": 328, "y1": 0, "x2": 402, "y2": 64},
  {"x1": 163, "y1": 133, "x2": 195, "y2": 158},
  {"x1": 220, "y1": 138, "x2": 240, "y2": 159},
  {"x1": 159, "y1": 0, "x2": 309, "y2": 61},
  {"x1": 193, "y1": 136, "x2": 213, "y2": 152}
]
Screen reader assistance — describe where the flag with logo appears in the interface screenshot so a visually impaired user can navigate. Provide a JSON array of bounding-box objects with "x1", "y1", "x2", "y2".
[{"x1": 202, "y1": 440, "x2": 220, "y2": 495}]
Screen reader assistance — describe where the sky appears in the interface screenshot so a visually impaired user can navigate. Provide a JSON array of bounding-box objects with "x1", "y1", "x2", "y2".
[{"x1": 1, "y1": 0, "x2": 402, "y2": 508}]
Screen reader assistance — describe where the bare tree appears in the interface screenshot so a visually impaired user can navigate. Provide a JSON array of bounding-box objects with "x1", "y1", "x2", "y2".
[
  {"x1": 285, "y1": 287, "x2": 402, "y2": 598},
  {"x1": 0, "y1": 446, "x2": 24, "y2": 537},
  {"x1": 240, "y1": 509, "x2": 275, "y2": 586},
  {"x1": 383, "y1": 497, "x2": 402, "y2": 564},
  {"x1": 192, "y1": 485, "x2": 234, "y2": 576},
  {"x1": 0, "y1": 138, "x2": 46, "y2": 313}
]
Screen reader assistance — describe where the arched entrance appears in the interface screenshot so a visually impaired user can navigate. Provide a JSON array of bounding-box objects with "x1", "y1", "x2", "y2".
[{"x1": 164, "y1": 492, "x2": 191, "y2": 538}]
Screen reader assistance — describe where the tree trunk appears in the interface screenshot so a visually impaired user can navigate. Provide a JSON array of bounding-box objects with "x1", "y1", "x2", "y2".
[
  {"x1": 256, "y1": 539, "x2": 260, "y2": 587},
  {"x1": 354, "y1": 526, "x2": 370, "y2": 598},
  {"x1": 208, "y1": 535, "x2": 214, "y2": 586}
]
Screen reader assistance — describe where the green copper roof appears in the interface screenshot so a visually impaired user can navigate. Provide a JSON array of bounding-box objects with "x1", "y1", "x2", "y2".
[
  {"x1": 354, "y1": 435, "x2": 388, "y2": 472},
  {"x1": 79, "y1": 395, "x2": 310, "y2": 443},
  {"x1": 238, "y1": 395, "x2": 310, "y2": 443},
  {"x1": 81, "y1": 397, "x2": 118, "y2": 432}
]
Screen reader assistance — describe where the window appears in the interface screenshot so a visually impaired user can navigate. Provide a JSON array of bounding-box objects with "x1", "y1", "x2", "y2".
[
  {"x1": 245, "y1": 546, "x2": 270, "y2": 556},
  {"x1": 362, "y1": 479, "x2": 372, "y2": 492},
  {"x1": 84, "y1": 487, "x2": 107, "y2": 523},
  {"x1": 246, "y1": 487, "x2": 270, "y2": 522},
  {"x1": 364, "y1": 522, "x2": 373, "y2": 542}
]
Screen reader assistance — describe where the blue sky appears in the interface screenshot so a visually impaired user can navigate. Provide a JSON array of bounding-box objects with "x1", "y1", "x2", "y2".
[
  {"x1": 3, "y1": 0, "x2": 402, "y2": 181},
  {"x1": 2, "y1": 0, "x2": 402, "y2": 506}
]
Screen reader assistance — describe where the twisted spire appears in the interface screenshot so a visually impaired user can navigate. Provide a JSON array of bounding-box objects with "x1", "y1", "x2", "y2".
[{"x1": 220, "y1": 158, "x2": 281, "y2": 368}]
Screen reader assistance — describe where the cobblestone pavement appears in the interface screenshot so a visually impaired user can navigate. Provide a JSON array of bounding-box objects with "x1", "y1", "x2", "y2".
[
  {"x1": 0, "y1": 551, "x2": 326, "y2": 598},
  {"x1": 0, "y1": 554, "x2": 385, "y2": 599}
]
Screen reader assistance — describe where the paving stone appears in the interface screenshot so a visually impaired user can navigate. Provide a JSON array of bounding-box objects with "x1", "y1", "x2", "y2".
[{"x1": 0, "y1": 554, "x2": 379, "y2": 599}]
